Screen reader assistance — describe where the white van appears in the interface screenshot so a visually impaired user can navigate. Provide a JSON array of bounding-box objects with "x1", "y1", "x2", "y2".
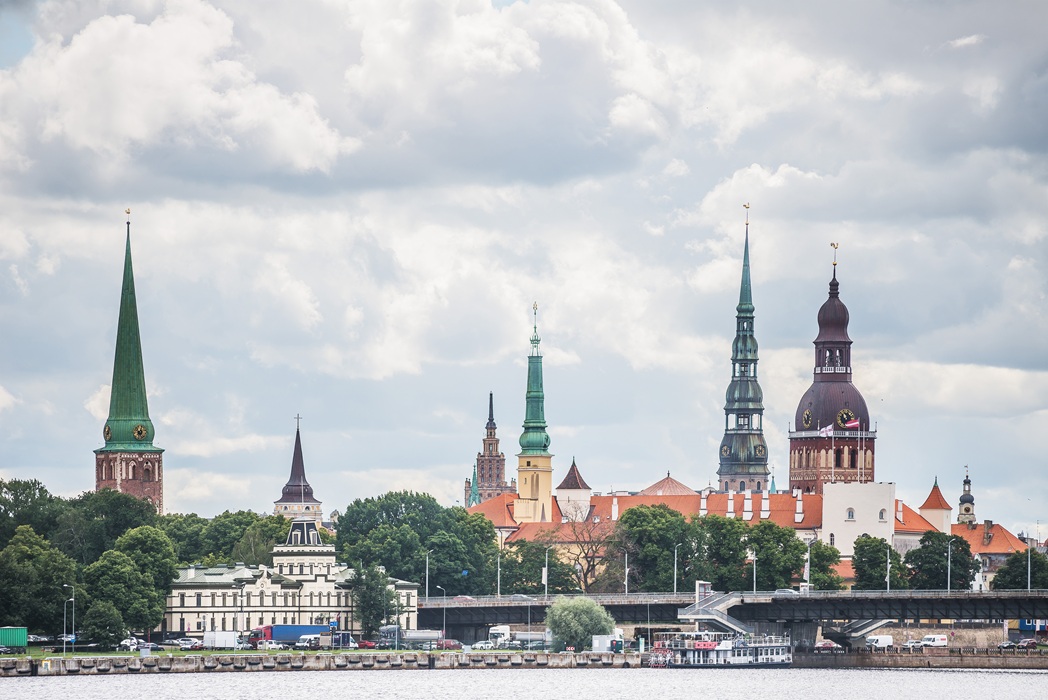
[
  {"x1": 920, "y1": 634, "x2": 948, "y2": 647},
  {"x1": 295, "y1": 634, "x2": 321, "y2": 650},
  {"x1": 866, "y1": 635, "x2": 893, "y2": 649}
]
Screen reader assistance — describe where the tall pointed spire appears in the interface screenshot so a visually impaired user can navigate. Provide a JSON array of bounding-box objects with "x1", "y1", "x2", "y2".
[
  {"x1": 274, "y1": 418, "x2": 322, "y2": 522},
  {"x1": 468, "y1": 462, "x2": 481, "y2": 507},
  {"x1": 717, "y1": 205, "x2": 769, "y2": 492},
  {"x1": 486, "y1": 391, "x2": 496, "y2": 430},
  {"x1": 101, "y1": 212, "x2": 155, "y2": 449},
  {"x1": 519, "y1": 302, "x2": 550, "y2": 455},
  {"x1": 95, "y1": 210, "x2": 164, "y2": 513}
]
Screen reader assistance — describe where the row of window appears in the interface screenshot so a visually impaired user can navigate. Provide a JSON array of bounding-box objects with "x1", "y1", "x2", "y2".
[
  {"x1": 177, "y1": 591, "x2": 415, "y2": 609},
  {"x1": 723, "y1": 481, "x2": 764, "y2": 491},
  {"x1": 844, "y1": 507, "x2": 888, "y2": 521}
]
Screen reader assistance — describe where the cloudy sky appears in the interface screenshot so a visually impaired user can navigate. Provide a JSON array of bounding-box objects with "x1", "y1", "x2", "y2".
[{"x1": 1, "y1": 0, "x2": 1046, "y2": 537}]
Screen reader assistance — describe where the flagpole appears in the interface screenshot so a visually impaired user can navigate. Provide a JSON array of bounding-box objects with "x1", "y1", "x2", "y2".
[{"x1": 831, "y1": 428, "x2": 835, "y2": 483}]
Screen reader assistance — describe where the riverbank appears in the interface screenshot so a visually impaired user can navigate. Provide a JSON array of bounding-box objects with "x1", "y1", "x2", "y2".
[
  {"x1": 794, "y1": 648, "x2": 1048, "y2": 670},
  {"x1": 1, "y1": 651, "x2": 641, "y2": 677}
]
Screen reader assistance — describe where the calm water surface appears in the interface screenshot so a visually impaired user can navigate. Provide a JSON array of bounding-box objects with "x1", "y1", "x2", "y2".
[{"x1": 3, "y1": 667, "x2": 1043, "y2": 700}]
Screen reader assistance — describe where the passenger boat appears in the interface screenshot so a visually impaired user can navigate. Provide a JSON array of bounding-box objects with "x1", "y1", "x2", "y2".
[{"x1": 648, "y1": 630, "x2": 792, "y2": 668}]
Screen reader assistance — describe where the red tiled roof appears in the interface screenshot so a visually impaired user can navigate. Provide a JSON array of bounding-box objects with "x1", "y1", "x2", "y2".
[
  {"x1": 556, "y1": 460, "x2": 591, "y2": 490},
  {"x1": 585, "y1": 492, "x2": 823, "y2": 530},
  {"x1": 468, "y1": 493, "x2": 519, "y2": 529},
  {"x1": 919, "y1": 481, "x2": 952, "y2": 511},
  {"x1": 637, "y1": 473, "x2": 697, "y2": 496},
  {"x1": 833, "y1": 559, "x2": 855, "y2": 582},
  {"x1": 895, "y1": 501, "x2": 938, "y2": 534},
  {"x1": 952, "y1": 522, "x2": 1028, "y2": 556}
]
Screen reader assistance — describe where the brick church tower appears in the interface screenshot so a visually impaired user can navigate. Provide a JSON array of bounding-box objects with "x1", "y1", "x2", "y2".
[
  {"x1": 94, "y1": 212, "x2": 164, "y2": 512},
  {"x1": 788, "y1": 253, "x2": 876, "y2": 494},
  {"x1": 464, "y1": 392, "x2": 516, "y2": 506}
]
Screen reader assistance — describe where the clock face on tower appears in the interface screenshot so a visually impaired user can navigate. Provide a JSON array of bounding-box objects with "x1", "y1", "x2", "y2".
[
  {"x1": 802, "y1": 409, "x2": 813, "y2": 429},
  {"x1": 133, "y1": 424, "x2": 147, "y2": 440},
  {"x1": 721, "y1": 445, "x2": 730, "y2": 457},
  {"x1": 755, "y1": 445, "x2": 766, "y2": 457},
  {"x1": 103, "y1": 425, "x2": 112, "y2": 441},
  {"x1": 836, "y1": 408, "x2": 856, "y2": 428}
]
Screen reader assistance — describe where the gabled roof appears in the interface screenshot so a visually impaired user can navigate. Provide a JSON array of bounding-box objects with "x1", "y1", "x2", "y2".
[
  {"x1": 918, "y1": 480, "x2": 952, "y2": 511},
  {"x1": 638, "y1": 472, "x2": 697, "y2": 497},
  {"x1": 584, "y1": 492, "x2": 824, "y2": 530},
  {"x1": 952, "y1": 522, "x2": 1028, "y2": 556},
  {"x1": 556, "y1": 459, "x2": 591, "y2": 490},
  {"x1": 467, "y1": 492, "x2": 519, "y2": 529},
  {"x1": 894, "y1": 501, "x2": 938, "y2": 534}
]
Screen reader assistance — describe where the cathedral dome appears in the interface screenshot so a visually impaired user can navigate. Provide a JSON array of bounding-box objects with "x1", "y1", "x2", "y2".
[
  {"x1": 815, "y1": 274, "x2": 851, "y2": 343},
  {"x1": 794, "y1": 381, "x2": 871, "y2": 432}
]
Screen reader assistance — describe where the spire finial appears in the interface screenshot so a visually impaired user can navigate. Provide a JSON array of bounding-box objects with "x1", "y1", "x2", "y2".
[
  {"x1": 830, "y1": 241, "x2": 839, "y2": 266},
  {"x1": 294, "y1": 413, "x2": 302, "y2": 431},
  {"x1": 743, "y1": 202, "x2": 750, "y2": 226},
  {"x1": 530, "y1": 302, "x2": 541, "y2": 355},
  {"x1": 125, "y1": 208, "x2": 131, "y2": 235}
]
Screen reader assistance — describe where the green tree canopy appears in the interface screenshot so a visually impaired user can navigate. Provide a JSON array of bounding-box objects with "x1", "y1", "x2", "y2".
[
  {"x1": 0, "y1": 525, "x2": 78, "y2": 633},
  {"x1": 807, "y1": 540, "x2": 845, "y2": 590},
  {"x1": 745, "y1": 520, "x2": 807, "y2": 591},
  {"x1": 51, "y1": 488, "x2": 157, "y2": 564},
  {"x1": 904, "y1": 531, "x2": 980, "y2": 590},
  {"x1": 614, "y1": 504, "x2": 689, "y2": 592},
  {"x1": 0, "y1": 479, "x2": 67, "y2": 552},
  {"x1": 349, "y1": 563, "x2": 396, "y2": 639},
  {"x1": 991, "y1": 548, "x2": 1048, "y2": 590},
  {"x1": 115, "y1": 525, "x2": 179, "y2": 599},
  {"x1": 83, "y1": 550, "x2": 165, "y2": 633},
  {"x1": 497, "y1": 540, "x2": 577, "y2": 595},
  {"x1": 693, "y1": 515, "x2": 750, "y2": 591},
  {"x1": 231, "y1": 516, "x2": 292, "y2": 566},
  {"x1": 80, "y1": 600, "x2": 124, "y2": 648},
  {"x1": 852, "y1": 535, "x2": 909, "y2": 590},
  {"x1": 201, "y1": 510, "x2": 262, "y2": 561},
  {"x1": 545, "y1": 596, "x2": 615, "y2": 651},
  {"x1": 157, "y1": 512, "x2": 210, "y2": 564}
]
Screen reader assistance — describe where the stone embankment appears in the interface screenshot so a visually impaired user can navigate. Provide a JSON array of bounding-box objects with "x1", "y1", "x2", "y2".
[
  {"x1": 1, "y1": 651, "x2": 641, "y2": 678},
  {"x1": 795, "y1": 647, "x2": 1048, "y2": 670}
]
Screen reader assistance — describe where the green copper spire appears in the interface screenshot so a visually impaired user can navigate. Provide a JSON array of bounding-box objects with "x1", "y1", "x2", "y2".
[
  {"x1": 519, "y1": 302, "x2": 551, "y2": 455},
  {"x1": 98, "y1": 213, "x2": 157, "y2": 452},
  {"x1": 468, "y1": 462, "x2": 481, "y2": 507}
]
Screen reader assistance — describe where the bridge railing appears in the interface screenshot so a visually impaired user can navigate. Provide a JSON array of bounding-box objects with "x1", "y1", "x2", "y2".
[{"x1": 419, "y1": 592, "x2": 700, "y2": 608}]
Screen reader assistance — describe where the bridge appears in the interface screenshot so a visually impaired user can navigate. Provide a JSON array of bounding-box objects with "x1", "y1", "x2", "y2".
[{"x1": 418, "y1": 590, "x2": 1048, "y2": 644}]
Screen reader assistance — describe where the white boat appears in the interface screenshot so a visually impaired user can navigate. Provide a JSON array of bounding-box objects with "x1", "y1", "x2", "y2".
[{"x1": 649, "y1": 630, "x2": 792, "y2": 668}]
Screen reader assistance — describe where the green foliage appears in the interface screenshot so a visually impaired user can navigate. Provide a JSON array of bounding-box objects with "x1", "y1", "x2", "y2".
[
  {"x1": 497, "y1": 540, "x2": 577, "y2": 595},
  {"x1": 614, "y1": 504, "x2": 689, "y2": 592},
  {"x1": 50, "y1": 488, "x2": 157, "y2": 564},
  {"x1": 545, "y1": 596, "x2": 615, "y2": 650},
  {"x1": 83, "y1": 550, "x2": 165, "y2": 633},
  {"x1": 807, "y1": 540, "x2": 845, "y2": 590},
  {"x1": 904, "y1": 531, "x2": 980, "y2": 590},
  {"x1": 231, "y1": 516, "x2": 292, "y2": 566},
  {"x1": 80, "y1": 600, "x2": 124, "y2": 648},
  {"x1": 0, "y1": 479, "x2": 66, "y2": 552},
  {"x1": 852, "y1": 535, "x2": 909, "y2": 590},
  {"x1": 0, "y1": 525, "x2": 78, "y2": 633},
  {"x1": 157, "y1": 513, "x2": 210, "y2": 564},
  {"x1": 693, "y1": 515, "x2": 750, "y2": 591},
  {"x1": 115, "y1": 525, "x2": 179, "y2": 598},
  {"x1": 745, "y1": 520, "x2": 808, "y2": 590},
  {"x1": 202, "y1": 510, "x2": 262, "y2": 561},
  {"x1": 991, "y1": 548, "x2": 1048, "y2": 590},
  {"x1": 349, "y1": 563, "x2": 396, "y2": 639}
]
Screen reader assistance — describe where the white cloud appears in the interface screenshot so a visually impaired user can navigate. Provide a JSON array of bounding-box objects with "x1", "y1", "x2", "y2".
[
  {"x1": 948, "y1": 35, "x2": 985, "y2": 50},
  {"x1": 84, "y1": 384, "x2": 110, "y2": 421},
  {"x1": 0, "y1": 385, "x2": 18, "y2": 413}
]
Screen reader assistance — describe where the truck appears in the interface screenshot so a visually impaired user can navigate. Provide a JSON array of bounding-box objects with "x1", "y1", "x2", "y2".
[
  {"x1": 0, "y1": 627, "x2": 28, "y2": 653},
  {"x1": 378, "y1": 625, "x2": 442, "y2": 649},
  {"x1": 592, "y1": 629, "x2": 625, "y2": 653},
  {"x1": 488, "y1": 625, "x2": 553, "y2": 649},
  {"x1": 248, "y1": 625, "x2": 329, "y2": 649},
  {"x1": 203, "y1": 631, "x2": 239, "y2": 649}
]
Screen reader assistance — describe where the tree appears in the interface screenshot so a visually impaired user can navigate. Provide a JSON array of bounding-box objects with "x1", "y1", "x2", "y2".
[
  {"x1": 157, "y1": 512, "x2": 210, "y2": 564},
  {"x1": 0, "y1": 479, "x2": 66, "y2": 552},
  {"x1": 349, "y1": 563, "x2": 395, "y2": 639},
  {"x1": 115, "y1": 525, "x2": 179, "y2": 601},
  {"x1": 807, "y1": 540, "x2": 845, "y2": 591},
  {"x1": 201, "y1": 510, "x2": 262, "y2": 561},
  {"x1": 0, "y1": 525, "x2": 78, "y2": 633},
  {"x1": 852, "y1": 535, "x2": 908, "y2": 590},
  {"x1": 80, "y1": 600, "x2": 124, "y2": 649},
  {"x1": 83, "y1": 550, "x2": 165, "y2": 634},
  {"x1": 693, "y1": 515, "x2": 750, "y2": 591},
  {"x1": 991, "y1": 548, "x2": 1048, "y2": 590},
  {"x1": 51, "y1": 488, "x2": 157, "y2": 564},
  {"x1": 544, "y1": 517, "x2": 614, "y2": 593},
  {"x1": 231, "y1": 516, "x2": 292, "y2": 566},
  {"x1": 545, "y1": 596, "x2": 615, "y2": 651},
  {"x1": 745, "y1": 520, "x2": 807, "y2": 591},
  {"x1": 614, "y1": 504, "x2": 689, "y2": 592},
  {"x1": 497, "y1": 539, "x2": 577, "y2": 595},
  {"x1": 904, "y1": 531, "x2": 980, "y2": 590}
]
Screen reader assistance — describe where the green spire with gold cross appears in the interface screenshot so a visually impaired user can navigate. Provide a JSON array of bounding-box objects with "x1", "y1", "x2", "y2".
[
  {"x1": 519, "y1": 302, "x2": 551, "y2": 456},
  {"x1": 98, "y1": 210, "x2": 158, "y2": 452}
]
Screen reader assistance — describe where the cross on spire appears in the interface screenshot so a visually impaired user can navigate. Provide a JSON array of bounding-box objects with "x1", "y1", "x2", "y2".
[{"x1": 294, "y1": 413, "x2": 302, "y2": 431}]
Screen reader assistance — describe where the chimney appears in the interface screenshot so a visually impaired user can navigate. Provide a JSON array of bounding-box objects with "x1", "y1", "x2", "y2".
[
  {"x1": 743, "y1": 491, "x2": 753, "y2": 521},
  {"x1": 794, "y1": 491, "x2": 804, "y2": 524},
  {"x1": 612, "y1": 497, "x2": 619, "y2": 521},
  {"x1": 699, "y1": 492, "x2": 708, "y2": 517},
  {"x1": 984, "y1": 520, "x2": 994, "y2": 546},
  {"x1": 896, "y1": 500, "x2": 903, "y2": 522},
  {"x1": 759, "y1": 492, "x2": 770, "y2": 520},
  {"x1": 187, "y1": 566, "x2": 195, "y2": 579},
  {"x1": 726, "y1": 491, "x2": 736, "y2": 518}
]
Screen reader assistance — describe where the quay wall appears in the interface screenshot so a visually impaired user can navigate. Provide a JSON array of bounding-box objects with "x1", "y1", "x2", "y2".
[
  {"x1": 0, "y1": 651, "x2": 641, "y2": 678},
  {"x1": 795, "y1": 649, "x2": 1048, "y2": 670}
]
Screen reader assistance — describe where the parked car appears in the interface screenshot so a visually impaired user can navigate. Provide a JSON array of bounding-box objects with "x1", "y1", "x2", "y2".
[
  {"x1": 179, "y1": 640, "x2": 204, "y2": 651},
  {"x1": 436, "y1": 639, "x2": 463, "y2": 650},
  {"x1": 357, "y1": 640, "x2": 376, "y2": 649},
  {"x1": 471, "y1": 640, "x2": 494, "y2": 650},
  {"x1": 525, "y1": 640, "x2": 548, "y2": 650},
  {"x1": 774, "y1": 588, "x2": 799, "y2": 595},
  {"x1": 998, "y1": 641, "x2": 1016, "y2": 649},
  {"x1": 0, "y1": 646, "x2": 13, "y2": 655},
  {"x1": 1017, "y1": 639, "x2": 1040, "y2": 649},
  {"x1": 815, "y1": 640, "x2": 841, "y2": 650},
  {"x1": 452, "y1": 596, "x2": 476, "y2": 602},
  {"x1": 920, "y1": 635, "x2": 948, "y2": 648},
  {"x1": 173, "y1": 637, "x2": 196, "y2": 647},
  {"x1": 261, "y1": 640, "x2": 288, "y2": 651}
]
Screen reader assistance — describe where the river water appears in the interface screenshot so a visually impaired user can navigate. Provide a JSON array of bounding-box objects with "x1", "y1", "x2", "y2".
[{"x1": 3, "y1": 667, "x2": 1043, "y2": 700}]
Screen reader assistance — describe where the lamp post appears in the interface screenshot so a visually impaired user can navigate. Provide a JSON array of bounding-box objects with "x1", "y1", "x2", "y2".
[
  {"x1": 805, "y1": 537, "x2": 814, "y2": 586},
  {"x1": 624, "y1": 552, "x2": 629, "y2": 596},
  {"x1": 63, "y1": 583, "x2": 75, "y2": 656},
  {"x1": 544, "y1": 546, "x2": 553, "y2": 600},
  {"x1": 425, "y1": 550, "x2": 432, "y2": 600},
  {"x1": 63, "y1": 595, "x2": 72, "y2": 656},
  {"x1": 232, "y1": 584, "x2": 245, "y2": 654},
  {"x1": 436, "y1": 585, "x2": 446, "y2": 643},
  {"x1": 751, "y1": 549, "x2": 757, "y2": 593},
  {"x1": 886, "y1": 543, "x2": 892, "y2": 592},
  {"x1": 946, "y1": 538, "x2": 953, "y2": 592},
  {"x1": 673, "y1": 543, "x2": 682, "y2": 595},
  {"x1": 497, "y1": 549, "x2": 501, "y2": 598}
]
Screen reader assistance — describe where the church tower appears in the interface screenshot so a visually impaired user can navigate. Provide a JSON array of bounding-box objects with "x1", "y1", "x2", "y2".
[
  {"x1": 957, "y1": 468, "x2": 976, "y2": 524},
  {"x1": 463, "y1": 392, "x2": 515, "y2": 505},
  {"x1": 788, "y1": 250, "x2": 876, "y2": 494},
  {"x1": 717, "y1": 209, "x2": 770, "y2": 492},
  {"x1": 273, "y1": 419, "x2": 323, "y2": 524},
  {"x1": 95, "y1": 211, "x2": 164, "y2": 512},
  {"x1": 515, "y1": 303, "x2": 553, "y2": 523}
]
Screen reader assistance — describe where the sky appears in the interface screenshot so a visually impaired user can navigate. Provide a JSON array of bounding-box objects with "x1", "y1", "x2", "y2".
[{"x1": 1, "y1": 0, "x2": 1046, "y2": 539}]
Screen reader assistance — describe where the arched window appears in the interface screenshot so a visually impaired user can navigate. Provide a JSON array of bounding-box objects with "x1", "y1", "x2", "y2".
[
  {"x1": 879, "y1": 509, "x2": 887, "y2": 521},
  {"x1": 739, "y1": 481, "x2": 746, "y2": 491},
  {"x1": 829, "y1": 533, "x2": 835, "y2": 546},
  {"x1": 724, "y1": 482, "x2": 729, "y2": 491},
  {"x1": 756, "y1": 481, "x2": 762, "y2": 491},
  {"x1": 143, "y1": 467, "x2": 151, "y2": 481},
  {"x1": 846, "y1": 508, "x2": 855, "y2": 520}
]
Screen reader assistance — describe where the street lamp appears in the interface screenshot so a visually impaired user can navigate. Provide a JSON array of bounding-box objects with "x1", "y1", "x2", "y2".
[
  {"x1": 751, "y1": 549, "x2": 757, "y2": 593},
  {"x1": 673, "y1": 543, "x2": 682, "y2": 595},
  {"x1": 544, "y1": 546, "x2": 553, "y2": 600},
  {"x1": 425, "y1": 550, "x2": 433, "y2": 600},
  {"x1": 63, "y1": 583, "x2": 75, "y2": 656},
  {"x1": 63, "y1": 596, "x2": 73, "y2": 656},
  {"x1": 886, "y1": 543, "x2": 892, "y2": 592},
  {"x1": 624, "y1": 552, "x2": 629, "y2": 596},
  {"x1": 232, "y1": 584, "x2": 245, "y2": 654},
  {"x1": 946, "y1": 538, "x2": 953, "y2": 592},
  {"x1": 436, "y1": 585, "x2": 446, "y2": 643},
  {"x1": 496, "y1": 549, "x2": 501, "y2": 598}
]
